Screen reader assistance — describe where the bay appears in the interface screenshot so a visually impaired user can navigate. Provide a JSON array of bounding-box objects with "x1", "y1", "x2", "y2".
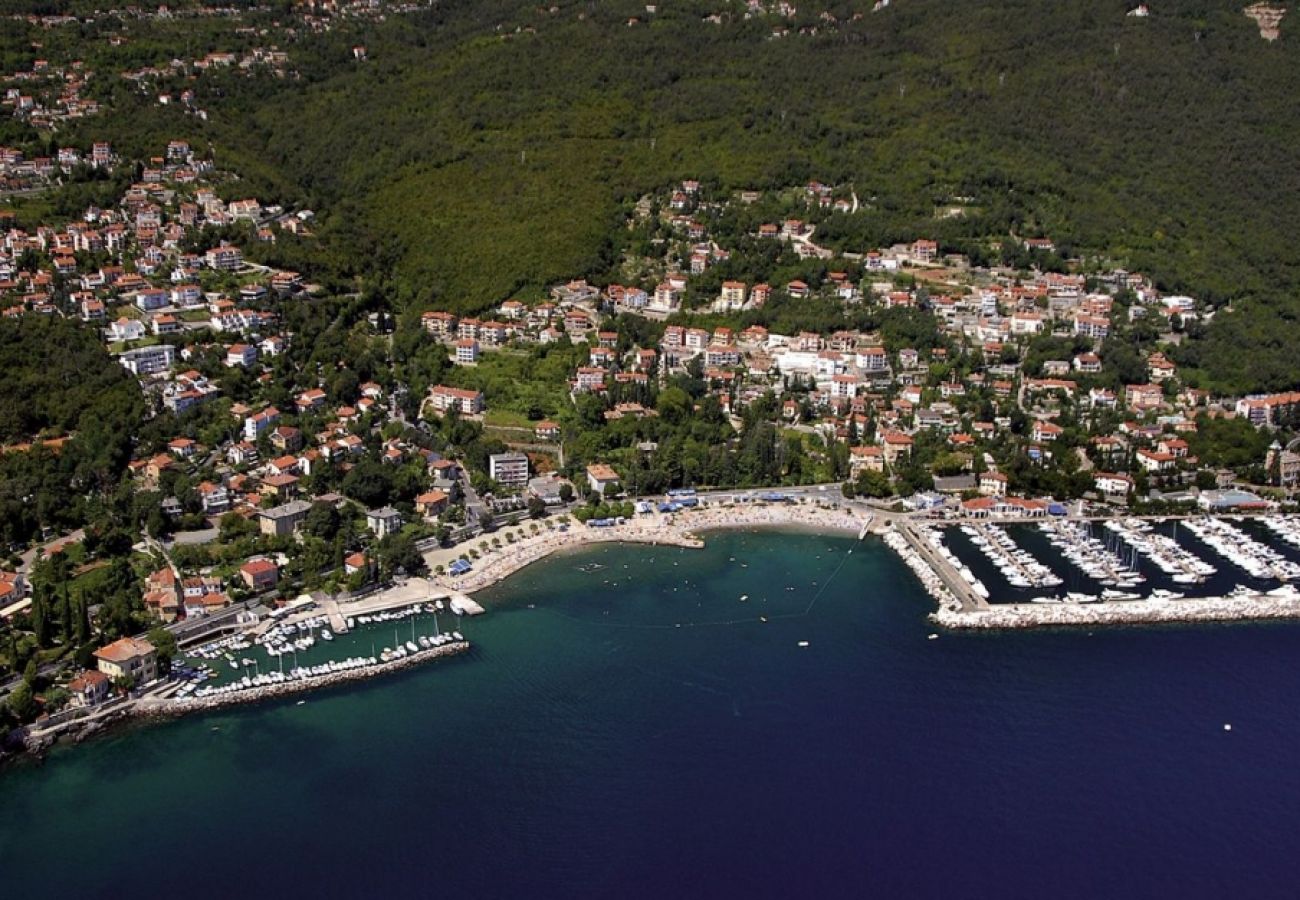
[{"x1": 1, "y1": 530, "x2": 1298, "y2": 898}]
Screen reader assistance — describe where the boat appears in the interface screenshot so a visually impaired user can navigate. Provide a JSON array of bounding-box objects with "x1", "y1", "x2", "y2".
[
  {"x1": 797, "y1": 641, "x2": 810, "y2": 647},
  {"x1": 1149, "y1": 589, "x2": 1184, "y2": 601}
]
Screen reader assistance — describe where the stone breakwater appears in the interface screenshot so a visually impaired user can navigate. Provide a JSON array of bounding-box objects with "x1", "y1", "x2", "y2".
[
  {"x1": 934, "y1": 596, "x2": 1300, "y2": 630},
  {"x1": 883, "y1": 530, "x2": 961, "y2": 612},
  {"x1": 139, "y1": 641, "x2": 471, "y2": 718}
]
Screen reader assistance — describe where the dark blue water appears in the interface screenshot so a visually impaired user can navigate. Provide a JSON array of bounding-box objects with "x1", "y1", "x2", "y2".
[{"x1": 2, "y1": 531, "x2": 1298, "y2": 899}]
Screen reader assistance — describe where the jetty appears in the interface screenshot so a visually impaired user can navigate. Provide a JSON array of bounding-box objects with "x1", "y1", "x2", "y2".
[
  {"x1": 935, "y1": 589, "x2": 1300, "y2": 630},
  {"x1": 895, "y1": 521, "x2": 986, "y2": 611}
]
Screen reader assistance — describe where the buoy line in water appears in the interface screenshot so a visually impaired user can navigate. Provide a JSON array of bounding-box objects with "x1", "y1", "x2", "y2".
[{"x1": 539, "y1": 547, "x2": 857, "y2": 631}]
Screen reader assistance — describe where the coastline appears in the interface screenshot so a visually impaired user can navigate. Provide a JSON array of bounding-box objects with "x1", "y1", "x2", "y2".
[
  {"x1": 440, "y1": 503, "x2": 870, "y2": 595},
  {"x1": 934, "y1": 596, "x2": 1300, "y2": 630}
]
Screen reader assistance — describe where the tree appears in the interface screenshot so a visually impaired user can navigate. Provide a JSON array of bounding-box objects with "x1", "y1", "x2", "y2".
[
  {"x1": 147, "y1": 626, "x2": 178, "y2": 674},
  {"x1": 302, "y1": 501, "x2": 342, "y2": 540},
  {"x1": 558, "y1": 482, "x2": 574, "y2": 503},
  {"x1": 379, "y1": 533, "x2": 426, "y2": 577},
  {"x1": 477, "y1": 509, "x2": 495, "y2": 531},
  {"x1": 855, "y1": 469, "x2": 893, "y2": 498},
  {"x1": 6, "y1": 681, "x2": 36, "y2": 722},
  {"x1": 527, "y1": 496, "x2": 547, "y2": 519},
  {"x1": 219, "y1": 511, "x2": 253, "y2": 543}
]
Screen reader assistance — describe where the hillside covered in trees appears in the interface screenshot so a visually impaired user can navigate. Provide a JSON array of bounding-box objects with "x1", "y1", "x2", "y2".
[{"x1": 29, "y1": 0, "x2": 1300, "y2": 393}]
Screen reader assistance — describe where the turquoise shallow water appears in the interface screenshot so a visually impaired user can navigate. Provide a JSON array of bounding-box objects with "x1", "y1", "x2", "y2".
[{"x1": 2, "y1": 530, "x2": 1300, "y2": 898}]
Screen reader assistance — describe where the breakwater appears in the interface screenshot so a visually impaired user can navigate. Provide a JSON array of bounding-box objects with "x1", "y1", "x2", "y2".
[
  {"x1": 935, "y1": 594, "x2": 1300, "y2": 630},
  {"x1": 138, "y1": 640, "x2": 471, "y2": 717}
]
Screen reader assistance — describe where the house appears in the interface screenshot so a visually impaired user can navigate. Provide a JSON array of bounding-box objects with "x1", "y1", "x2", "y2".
[
  {"x1": 119, "y1": 344, "x2": 175, "y2": 376},
  {"x1": 258, "y1": 499, "x2": 312, "y2": 537},
  {"x1": 267, "y1": 454, "x2": 300, "y2": 477},
  {"x1": 849, "y1": 445, "x2": 885, "y2": 475},
  {"x1": 344, "y1": 552, "x2": 370, "y2": 577},
  {"x1": 586, "y1": 464, "x2": 621, "y2": 495},
  {"x1": 297, "y1": 388, "x2": 327, "y2": 413},
  {"x1": 910, "y1": 239, "x2": 938, "y2": 263},
  {"x1": 198, "y1": 481, "x2": 230, "y2": 514},
  {"x1": 879, "y1": 431, "x2": 914, "y2": 466},
  {"x1": 455, "y1": 338, "x2": 480, "y2": 364},
  {"x1": 240, "y1": 558, "x2": 279, "y2": 592},
  {"x1": 1073, "y1": 353, "x2": 1102, "y2": 374},
  {"x1": 415, "y1": 490, "x2": 450, "y2": 517},
  {"x1": 110, "y1": 317, "x2": 146, "y2": 342},
  {"x1": 366, "y1": 506, "x2": 404, "y2": 539},
  {"x1": 244, "y1": 407, "x2": 280, "y2": 441},
  {"x1": 94, "y1": 637, "x2": 158, "y2": 685},
  {"x1": 421, "y1": 310, "x2": 458, "y2": 337},
  {"x1": 1158, "y1": 437, "x2": 1190, "y2": 458},
  {"x1": 1126, "y1": 383, "x2": 1164, "y2": 412},
  {"x1": 68, "y1": 670, "x2": 111, "y2": 707},
  {"x1": 183, "y1": 591, "x2": 231, "y2": 618},
  {"x1": 428, "y1": 385, "x2": 484, "y2": 416},
  {"x1": 1136, "y1": 449, "x2": 1177, "y2": 473},
  {"x1": 168, "y1": 437, "x2": 198, "y2": 459},
  {"x1": 527, "y1": 473, "x2": 570, "y2": 505},
  {"x1": 535, "y1": 420, "x2": 561, "y2": 441},
  {"x1": 269, "y1": 426, "x2": 303, "y2": 453},
  {"x1": 205, "y1": 242, "x2": 243, "y2": 271},
  {"x1": 978, "y1": 471, "x2": 1008, "y2": 497},
  {"x1": 1032, "y1": 420, "x2": 1063, "y2": 443},
  {"x1": 489, "y1": 452, "x2": 530, "y2": 487},
  {"x1": 1094, "y1": 472, "x2": 1134, "y2": 497},
  {"x1": 225, "y1": 343, "x2": 257, "y2": 368}
]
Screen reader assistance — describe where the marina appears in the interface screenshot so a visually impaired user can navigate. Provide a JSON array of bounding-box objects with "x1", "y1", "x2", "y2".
[
  {"x1": 1182, "y1": 518, "x2": 1300, "y2": 582},
  {"x1": 890, "y1": 514, "x2": 1300, "y2": 628},
  {"x1": 170, "y1": 600, "x2": 467, "y2": 702}
]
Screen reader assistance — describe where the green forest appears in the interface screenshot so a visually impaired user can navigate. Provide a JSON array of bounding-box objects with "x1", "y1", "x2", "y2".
[{"x1": 16, "y1": 0, "x2": 1300, "y2": 395}]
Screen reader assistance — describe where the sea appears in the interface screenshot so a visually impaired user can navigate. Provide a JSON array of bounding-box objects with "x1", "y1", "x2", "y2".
[{"x1": 2, "y1": 529, "x2": 1300, "y2": 899}]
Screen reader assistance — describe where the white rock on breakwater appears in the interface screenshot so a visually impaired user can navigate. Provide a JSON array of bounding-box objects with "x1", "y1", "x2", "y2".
[{"x1": 934, "y1": 595, "x2": 1300, "y2": 630}]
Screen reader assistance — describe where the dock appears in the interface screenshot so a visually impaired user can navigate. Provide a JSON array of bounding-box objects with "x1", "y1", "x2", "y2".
[
  {"x1": 448, "y1": 592, "x2": 485, "y2": 616},
  {"x1": 970, "y1": 524, "x2": 1047, "y2": 586},
  {"x1": 322, "y1": 596, "x2": 349, "y2": 634}
]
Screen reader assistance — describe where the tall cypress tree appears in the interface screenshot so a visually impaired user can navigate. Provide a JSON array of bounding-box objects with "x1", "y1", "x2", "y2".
[
  {"x1": 30, "y1": 590, "x2": 48, "y2": 648},
  {"x1": 59, "y1": 583, "x2": 72, "y2": 645},
  {"x1": 74, "y1": 594, "x2": 90, "y2": 647}
]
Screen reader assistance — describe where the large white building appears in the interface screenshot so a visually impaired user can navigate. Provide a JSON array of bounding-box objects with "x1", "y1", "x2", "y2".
[
  {"x1": 118, "y1": 344, "x2": 175, "y2": 376},
  {"x1": 489, "y1": 452, "x2": 530, "y2": 487}
]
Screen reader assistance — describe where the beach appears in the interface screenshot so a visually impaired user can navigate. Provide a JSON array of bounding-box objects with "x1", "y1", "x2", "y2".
[{"x1": 437, "y1": 502, "x2": 870, "y2": 594}]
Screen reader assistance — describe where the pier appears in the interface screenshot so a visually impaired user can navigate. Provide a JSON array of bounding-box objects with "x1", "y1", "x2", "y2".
[
  {"x1": 322, "y1": 597, "x2": 349, "y2": 634},
  {"x1": 895, "y1": 521, "x2": 987, "y2": 611}
]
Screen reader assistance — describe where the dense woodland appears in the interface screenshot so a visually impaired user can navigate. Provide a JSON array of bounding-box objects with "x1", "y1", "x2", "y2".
[{"x1": 0, "y1": 0, "x2": 1292, "y2": 394}]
